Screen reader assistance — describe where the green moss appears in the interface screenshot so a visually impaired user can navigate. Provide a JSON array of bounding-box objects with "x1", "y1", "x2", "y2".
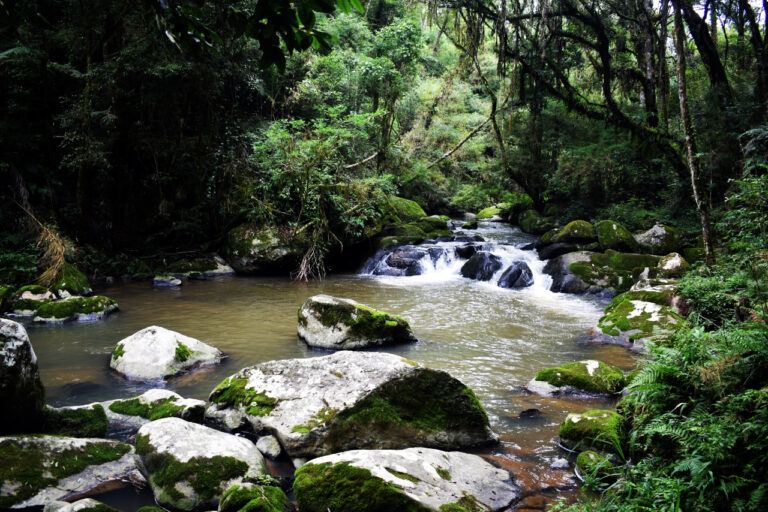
[
  {"x1": 435, "y1": 466, "x2": 451, "y2": 480},
  {"x1": 134, "y1": 433, "x2": 151, "y2": 455},
  {"x1": 35, "y1": 296, "x2": 117, "y2": 321},
  {"x1": 175, "y1": 341, "x2": 192, "y2": 363},
  {"x1": 461, "y1": 220, "x2": 478, "y2": 229},
  {"x1": 15, "y1": 285, "x2": 49, "y2": 295},
  {"x1": 595, "y1": 220, "x2": 639, "y2": 252},
  {"x1": 51, "y1": 263, "x2": 91, "y2": 295},
  {"x1": 109, "y1": 396, "x2": 185, "y2": 420},
  {"x1": 559, "y1": 409, "x2": 626, "y2": 456},
  {"x1": 382, "y1": 223, "x2": 427, "y2": 238},
  {"x1": 385, "y1": 468, "x2": 420, "y2": 482},
  {"x1": 326, "y1": 369, "x2": 489, "y2": 451},
  {"x1": 293, "y1": 462, "x2": 430, "y2": 512},
  {"x1": 683, "y1": 247, "x2": 705, "y2": 264},
  {"x1": 535, "y1": 360, "x2": 625, "y2": 394},
  {"x1": 439, "y1": 494, "x2": 483, "y2": 512},
  {"x1": 292, "y1": 406, "x2": 338, "y2": 433},
  {"x1": 0, "y1": 437, "x2": 131, "y2": 508},
  {"x1": 518, "y1": 209, "x2": 556, "y2": 234},
  {"x1": 112, "y1": 343, "x2": 125, "y2": 360},
  {"x1": 137, "y1": 507, "x2": 167, "y2": 512},
  {"x1": 553, "y1": 220, "x2": 597, "y2": 243},
  {"x1": 540, "y1": 228, "x2": 559, "y2": 244},
  {"x1": 411, "y1": 216, "x2": 448, "y2": 233},
  {"x1": 12, "y1": 298, "x2": 44, "y2": 313},
  {"x1": 210, "y1": 377, "x2": 277, "y2": 417},
  {"x1": 598, "y1": 294, "x2": 682, "y2": 340},
  {"x1": 42, "y1": 405, "x2": 108, "y2": 437},
  {"x1": 476, "y1": 206, "x2": 501, "y2": 220},
  {"x1": 575, "y1": 451, "x2": 615, "y2": 483},
  {"x1": 386, "y1": 197, "x2": 427, "y2": 222},
  {"x1": 307, "y1": 299, "x2": 414, "y2": 343},
  {"x1": 377, "y1": 236, "x2": 425, "y2": 248},
  {"x1": 331, "y1": 371, "x2": 344, "y2": 378},
  {"x1": 219, "y1": 483, "x2": 289, "y2": 512},
  {"x1": 166, "y1": 257, "x2": 217, "y2": 273}
]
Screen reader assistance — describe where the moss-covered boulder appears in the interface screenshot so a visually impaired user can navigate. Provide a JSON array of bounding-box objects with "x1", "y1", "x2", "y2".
[
  {"x1": 298, "y1": 295, "x2": 417, "y2": 350},
  {"x1": 657, "y1": 252, "x2": 691, "y2": 278},
  {"x1": 110, "y1": 326, "x2": 224, "y2": 381},
  {"x1": 594, "y1": 220, "x2": 639, "y2": 252},
  {"x1": 218, "y1": 483, "x2": 289, "y2": 512},
  {"x1": 461, "y1": 220, "x2": 478, "y2": 230},
  {"x1": 635, "y1": 223, "x2": 681, "y2": 255},
  {"x1": 33, "y1": 296, "x2": 118, "y2": 323},
  {"x1": 0, "y1": 436, "x2": 137, "y2": 508},
  {"x1": 575, "y1": 451, "x2": 615, "y2": 483},
  {"x1": 222, "y1": 225, "x2": 304, "y2": 275},
  {"x1": 385, "y1": 197, "x2": 427, "y2": 222},
  {"x1": 551, "y1": 220, "x2": 597, "y2": 244},
  {"x1": 558, "y1": 409, "x2": 626, "y2": 456},
  {"x1": 44, "y1": 498, "x2": 122, "y2": 512},
  {"x1": 205, "y1": 351, "x2": 496, "y2": 458},
  {"x1": 42, "y1": 404, "x2": 108, "y2": 438},
  {"x1": 101, "y1": 388, "x2": 206, "y2": 434},
  {"x1": 594, "y1": 292, "x2": 682, "y2": 352},
  {"x1": 476, "y1": 206, "x2": 502, "y2": 221},
  {"x1": 293, "y1": 447, "x2": 520, "y2": 512},
  {"x1": 526, "y1": 360, "x2": 625, "y2": 396},
  {"x1": 51, "y1": 263, "x2": 92, "y2": 298},
  {"x1": 0, "y1": 319, "x2": 46, "y2": 435},
  {"x1": 518, "y1": 209, "x2": 556, "y2": 235},
  {"x1": 135, "y1": 418, "x2": 267, "y2": 511},
  {"x1": 545, "y1": 250, "x2": 661, "y2": 295}
]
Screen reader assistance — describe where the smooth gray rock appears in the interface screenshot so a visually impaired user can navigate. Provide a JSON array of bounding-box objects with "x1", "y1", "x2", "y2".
[
  {"x1": 296, "y1": 447, "x2": 521, "y2": 511},
  {"x1": 136, "y1": 418, "x2": 267, "y2": 511},
  {"x1": 205, "y1": 351, "x2": 496, "y2": 458},
  {"x1": 97, "y1": 388, "x2": 205, "y2": 433},
  {"x1": 153, "y1": 275, "x2": 182, "y2": 287},
  {"x1": 635, "y1": 223, "x2": 681, "y2": 255},
  {"x1": 256, "y1": 435, "x2": 282, "y2": 459},
  {"x1": 460, "y1": 251, "x2": 502, "y2": 281},
  {"x1": 497, "y1": 261, "x2": 534, "y2": 288},
  {"x1": 110, "y1": 326, "x2": 224, "y2": 381},
  {"x1": 0, "y1": 319, "x2": 45, "y2": 434}
]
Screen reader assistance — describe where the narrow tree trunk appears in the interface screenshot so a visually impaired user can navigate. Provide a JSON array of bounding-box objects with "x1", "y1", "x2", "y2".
[
  {"x1": 658, "y1": 0, "x2": 671, "y2": 131},
  {"x1": 674, "y1": 4, "x2": 715, "y2": 264}
]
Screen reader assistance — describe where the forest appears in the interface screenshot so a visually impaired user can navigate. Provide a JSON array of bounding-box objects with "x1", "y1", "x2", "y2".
[{"x1": 0, "y1": 0, "x2": 767, "y2": 511}]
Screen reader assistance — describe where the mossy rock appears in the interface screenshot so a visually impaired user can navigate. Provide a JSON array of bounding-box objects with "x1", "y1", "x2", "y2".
[
  {"x1": 377, "y1": 236, "x2": 425, "y2": 249},
  {"x1": 166, "y1": 257, "x2": 218, "y2": 274},
  {"x1": 385, "y1": 197, "x2": 427, "y2": 222},
  {"x1": 42, "y1": 404, "x2": 108, "y2": 437},
  {"x1": 461, "y1": 220, "x2": 478, "y2": 230},
  {"x1": 575, "y1": 451, "x2": 615, "y2": 483},
  {"x1": 540, "y1": 228, "x2": 559, "y2": 244},
  {"x1": 568, "y1": 250, "x2": 661, "y2": 294},
  {"x1": 594, "y1": 220, "x2": 639, "y2": 252},
  {"x1": 635, "y1": 223, "x2": 682, "y2": 255},
  {"x1": 412, "y1": 216, "x2": 449, "y2": 233},
  {"x1": 597, "y1": 292, "x2": 682, "y2": 343},
  {"x1": 559, "y1": 409, "x2": 626, "y2": 457},
  {"x1": 518, "y1": 209, "x2": 556, "y2": 235},
  {"x1": 15, "y1": 284, "x2": 50, "y2": 295},
  {"x1": 533, "y1": 360, "x2": 625, "y2": 395},
  {"x1": 552, "y1": 220, "x2": 597, "y2": 244},
  {"x1": 51, "y1": 263, "x2": 92, "y2": 297},
  {"x1": 476, "y1": 206, "x2": 502, "y2": 220},
  {"x1": 219, "y1": 483, "x2": 289, "y2": 512},
  {"x1": 222, "y1": 225, "x2": 305, "y2": 275},
  {"x1": 34, "y1": 296, "x2": 118, "y2": 323},
  {"x1": 657, "y1": 252, "x2": 691, "y2": 278},
  {"x1": 0, "y1": 436, "x2": 132, "y2": 508},
  {"x1": 0, "y1": 319, "x2": 46, "y2": 435}
]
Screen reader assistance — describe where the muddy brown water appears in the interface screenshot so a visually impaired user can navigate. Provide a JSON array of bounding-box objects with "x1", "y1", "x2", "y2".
[{"x1": 20, "y1": 223, "x2": 640, "y2": 510}]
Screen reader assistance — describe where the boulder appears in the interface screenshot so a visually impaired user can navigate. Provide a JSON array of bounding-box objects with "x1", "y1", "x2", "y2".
[
  {"x1": 33, "y1": 296, "x2": 118, "y2": 323},
  {"x1": 497, "y1": 262, "x2": 534, "y2": 288},
  {"x1": 135, "y1": 418, "x2": 267, "y2": 511},
  {"x1": 461, "y1": 220, "x2": 478, "y2": 229},
  {"x1": 635, "y1": 223, "x2": 681, "y2": 254},
  {"x1": 454, "y1": 244, "x2": 478, "y2": 259},
  {"x1": 0, "y1": 436, "x2": 140, "y2": 508},
  {"x1": 545, "y1": 250, "x2": 661, "y2": 295},
  {"x1": 476, "y1": 206, "x2": 503, "y2": 221},
  {"x1": 222, "y1": 225, "x2": 304, "y2": 275},
  {"x1": 110, "y1": 326, "x2": 224, "y2": 381},
  {"x1": 41, "y1": 403, "x2": 108, "y2": 438},
  {"x1": 537, "y1": 242, "x2": 579, "y2": 260},
  {"x1": 103, "y1": 389, "x2": 206, "y2": 433},
  {"x1": 0, "y1": 319, "x2": 45, "y2": 434},
  {"x1": 593, "y1": 291, "x2": 682, "y2": 352},
  {"x1": 51, "y1": 264, "x2": 92, "y2": 298},
  {"x1": 153, "y1": 275, "x2": 182, "y2": 287},
  {"x1": 297, "y1": 295, "x2": 417, "y2": 350},
  {"x1": 542, "y1": 252, "x2": 597, "y2": 294},
  {"x1": 293, "y1": 448, "x2": 520, "y2": 512},
  {"x1": 559, "y1": 409, "x2": 626, "y2": 457},
  {"x1": 256, "y1": 436, "x2": 282, "y2": 459},
  {"x1": 518, "y1": 209, "x2": 556, "y2": 235},
  {"x1": 43, "y1": 498, "x2": 120, "y2": 512},
  {"x1": 205, "y1": 351, "x2": 496, "y2": 458},
  {"x1": 218, "y1": 483, "x2": 289, "y2": 512},
  {"x1": 385, "y1": 248, "x2": 427, "y2": 276},
  {"x1": 575, "y1": 451, "x2": 615, "y2": 484},
  {"x1": 551, "y1": 220, "x2": 597, "y2": 244},
  {"x1": 594, "y1": 220, "x2": 638, "y2": 252},
  {"x1": 460, "y1": 251, "x2": 502, "y2": 281},
  {"x1": 385, "y1": 197, "x2": 427, "y2": 222},
  {"x1": 526, "y1": 360, "x2": 625, "y2": 396},
  {"x1": 656, "y1": 252, "x2": 691, "y2": 278}
]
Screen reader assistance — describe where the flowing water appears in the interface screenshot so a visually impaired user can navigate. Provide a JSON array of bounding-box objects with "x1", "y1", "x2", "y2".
[{"x1": 19, "y1": 221, "x2": 640, "y2": 509}]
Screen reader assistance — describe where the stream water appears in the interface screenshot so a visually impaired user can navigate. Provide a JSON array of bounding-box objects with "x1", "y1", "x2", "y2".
[{"x1": 20, "y1": 222, "x2": 640, "y2": 509}]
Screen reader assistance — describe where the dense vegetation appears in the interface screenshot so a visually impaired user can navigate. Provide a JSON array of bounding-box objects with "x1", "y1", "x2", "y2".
[{"x1": 2, "y1": 0, "x2": 767, "y2": 510}]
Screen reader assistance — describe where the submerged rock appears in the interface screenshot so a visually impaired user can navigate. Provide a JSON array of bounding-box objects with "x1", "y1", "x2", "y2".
[
  {"x1": 0, "y1": 435, "x2": 139, "y2": 509},
  {"x1": 135, "y1": 418, "x2": 267, "y2": 511},
  {"x1": 526, "y1": 360, "x2": 625, "y2": 396},
  {"x1": 297, "y1": 295, "x2": 417, "y2": 350},
  {"x1": 110, "y1": 326, "x2": 224, "y2": 381},
  {"x1": 0, "y1": 319, "x2": 45, "y2": 434},
  {"x1": 293, "y1": 447, "x2": 520, "y2": 512},
  {"x1": 223, "y1": 225, "x2": 304, "y2": 275},
  {"x1": 460, "y1": 251, "x2": 502, "y2": 281},
  {"x1": 559, "y1": 409, "x2": 626, "y2": 457},
  {"x1": 454, "y1": 243, "x2": 478, "y2": 259},
  {"x1": 153, "y1": 275, "x2": 182, "y2": 287},
  {"x1": 635, "y1": 223, "x2": 681, "y2": 255},
  {"x1": 205, "y1": 351, "x2": 496, "y2": 458},
  {"x1": 497, "y1": 261, "x2": 534, "y2": 288}
]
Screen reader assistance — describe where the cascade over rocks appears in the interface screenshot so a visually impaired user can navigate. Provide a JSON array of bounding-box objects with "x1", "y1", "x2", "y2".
[
  {"x1": 110, "y1": 326, "x2": 224, "y2": 381},
  {"x1": 205, "y1": 351, "x2": 496, "y2": 458},
  {"x1": 460, "y1": 251, "x2": 502, "y2": 281},
  {"x1": 297, "y1": 295, "x2": 417, "y2": 350},
  {"x1": 0, "y1": 318, "x2": 45, "y2": 434},
  {"x1": 135, "y1": 418, "x2": 267, "y2": 511},
  {"x1": 497, "y1": 261, "x2": 534, "y2": 288},
  {"x1": 0, "y1": 436, "x2": 140, "y2": 509},
  {"x1": 293, "y1": 447, "x2": 521, "y2": 512}
]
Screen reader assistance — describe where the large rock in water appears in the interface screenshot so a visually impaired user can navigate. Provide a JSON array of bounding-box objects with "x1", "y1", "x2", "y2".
[
  {"x1": 0, "y1": 319, "x2": 45, "y2": 434},
  {"x1": 205, "y1": 351, "x2": 496, "y2": 458},
  {"x1": 293, "y1": 447, "x2": 521, "y2": 512},
  {"x1": 544, "y1": 250, "x2": 661, "y2": 295},
  {"x1": 297, "y1": 295, "x2": 417, "y2": 350},
  {"x1": 103, "y1": 389, "x2": 206, "y2": 434},
  {"x1": 222, "y1": 224, "x2": 304, "y2": 275},
  {"x1": 635, "y1": 223, "x2": 681, "y2": 254},
  {"x1": 526, "y1": 360, "x2": 625, "y2": 396},
  {"x1": 135, "y1": 417, "x2": 267, "y2": 511},
  {"x1": 110, "y1": 326, "x2": 224, "y2": 381},
  {"x1": 559, "y1": 409, "x2": 626, "y2": 457},
  {"x1": 0, "y1": 436, "x2": 139, "y2": 508},
  {"x1": 593, "y1": 291, "x2": 682, "y2": 352},
  {"x1": 460, "y1": 251, "x2": 502, "y2": 281},
  {"x1": 497, "y1": 261, "x2": 534, "y2": 288}
]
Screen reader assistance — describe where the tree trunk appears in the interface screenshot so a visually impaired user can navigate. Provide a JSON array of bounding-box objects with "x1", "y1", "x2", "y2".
[
  {"x1": 674, "y1": 3, "x2": 715, "y2": 264},
  {"x1": 657, "y1": 0, "x2": 671, "y2": 131}
]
